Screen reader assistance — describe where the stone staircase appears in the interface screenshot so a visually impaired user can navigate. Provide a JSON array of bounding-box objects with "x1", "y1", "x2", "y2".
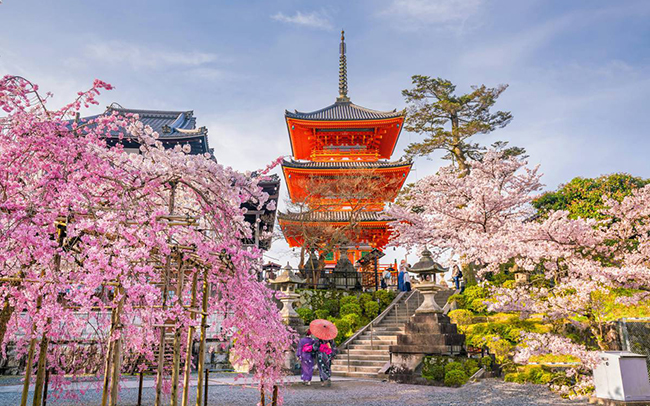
[{"x1": 332, "y1": 289, "x2": 456, "y2": 378}]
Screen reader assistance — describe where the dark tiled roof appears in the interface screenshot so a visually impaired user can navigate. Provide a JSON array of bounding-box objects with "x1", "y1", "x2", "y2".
[
  {"x1": 278, "y1": 211, "x2": 391, "y2": 222},
  {"x1": 285, "y1": 101, "x2": 404, "y2": 121},
  {"x1": 282, "y1": 159, "x2": 412, "y2": 170},
  {"x1": 106, "y1": 106, "x2": 201, "y2": 137}
]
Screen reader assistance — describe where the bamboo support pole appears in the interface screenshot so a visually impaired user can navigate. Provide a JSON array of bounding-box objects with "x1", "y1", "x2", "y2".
[
  {"x1": 31, "y1": 323, "x2": 51, "y2": 406},
  {"x1": 108, "y1": 286, "x2": 125, "y2": 406},
  {"x1": 20, "y1": 336, "x2": 36, "y2": 406},
  {"x1": 155, "y1": 182, "x2": 178, "y2": 406},
  {"x1": 170, "y1": 263, "x2": 186, "y2": 406},
  {"x1": 195, "y1": 270, "x2": 209, "y2": 406},
  {"x1": 181, "y1": 272, "x2": 198, "y2": 406}
]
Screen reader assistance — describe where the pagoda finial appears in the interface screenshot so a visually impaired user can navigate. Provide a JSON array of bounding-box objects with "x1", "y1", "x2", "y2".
[{"x1": 337, "y1": 29, "x2": 350, "y2": 103}]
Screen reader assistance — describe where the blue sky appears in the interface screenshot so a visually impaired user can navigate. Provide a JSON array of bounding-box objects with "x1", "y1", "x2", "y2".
[{"x1": 2, "y1": 0, "x2": 650, "y2": 266}]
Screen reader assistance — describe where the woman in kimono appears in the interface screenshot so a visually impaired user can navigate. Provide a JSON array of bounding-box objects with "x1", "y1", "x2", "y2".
[
  {"x1": 314, "y1": 338, "x2": 337, "y2": 386},
  {"x1": 296, "y1": 330, "x2": 316, "y2": 385}
]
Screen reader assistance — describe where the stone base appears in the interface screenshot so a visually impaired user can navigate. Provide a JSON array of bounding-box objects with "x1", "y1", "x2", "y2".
[
  {"x1": 389, "y1": 312, "x2": 465, "y2": 380},
  {"x1": 590, "y1": 397, "x2": 650, "y2": 406}
]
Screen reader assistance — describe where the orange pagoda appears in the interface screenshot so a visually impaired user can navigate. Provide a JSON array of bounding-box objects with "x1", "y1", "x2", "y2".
[{"x1": 278, "y1": 31, "x2": 411, "y2": 269}]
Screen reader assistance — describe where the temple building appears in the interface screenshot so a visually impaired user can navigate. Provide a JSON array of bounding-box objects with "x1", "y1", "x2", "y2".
[
  {"x1": 278, "y1": 31, "x2": 411, "y2": 270},
  {"x1": 80, "y1": 105, "x2": 280, "y2": 251}
]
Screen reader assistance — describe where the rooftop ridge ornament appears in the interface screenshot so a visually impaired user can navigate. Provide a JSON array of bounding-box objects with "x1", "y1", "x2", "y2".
[{"x1": 336, "y1": 30, "x2": 350, "y2": 103}]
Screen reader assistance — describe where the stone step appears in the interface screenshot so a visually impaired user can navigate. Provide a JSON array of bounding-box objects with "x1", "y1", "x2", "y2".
[
  {"x1": 331, "y1": 359, "x2": 386, "y2": 367},
  {"x1": 358, "y1": 334, "x2": 397, "y2": 341},
  {"x1": 331, "y1": 365, "x2": 382, "y2": 373},
  {"x1": 348, "y1": 344, "x2": 391, "y2": 351},
  {"x1": 353, "y1": 339, "x2": 396, "y2": 346},
  {"x1": 335, "y1": 352, "x2": 389, "y2": 360},
  {"x1": 331, "y1": 370, "x2": 378, "y2": 378}
]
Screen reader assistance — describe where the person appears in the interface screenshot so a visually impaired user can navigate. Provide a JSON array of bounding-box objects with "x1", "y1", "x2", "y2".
[
  {"x1": 381, "y1": 267, "x2": 391, "y2": 290},
  {"x1": 296, "y1": 330, "x2": 316, "y2": 385},
  {"x1": 451, "y1": 264, "x2": 463, "y2": 290},
  {"x1": 398, "y1": 260, "x2": 406, "y2": 291},
  {"x1": 314, "y1": 337, "x2": 337, "y2": 386},
  {"x1": 403, "y1": 268, "x2": 412, "y2": 292}
]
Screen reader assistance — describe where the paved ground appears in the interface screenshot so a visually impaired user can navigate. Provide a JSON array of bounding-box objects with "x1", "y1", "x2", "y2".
[{"x1": 0, "y1": 376, "x2": 591, "y2": 406}]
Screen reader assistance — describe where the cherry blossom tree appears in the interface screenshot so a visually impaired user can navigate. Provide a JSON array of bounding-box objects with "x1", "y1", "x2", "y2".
[
  {"x1": 388, "y1": 151, "x2": 650, "y2": 396},
  {"x1": 0, "y1": 75, "x2": 293, "y2": 403}
]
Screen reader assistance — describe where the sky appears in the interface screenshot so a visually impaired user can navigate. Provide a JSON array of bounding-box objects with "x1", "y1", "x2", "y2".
[{"x1": 1, "y1": 0, "x2": 650, "y2": 268}]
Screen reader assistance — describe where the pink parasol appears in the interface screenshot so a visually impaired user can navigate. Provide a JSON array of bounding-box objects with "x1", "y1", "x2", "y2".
[{"x1": 309, "y1": 319, "x2": 338, "y2": 340}]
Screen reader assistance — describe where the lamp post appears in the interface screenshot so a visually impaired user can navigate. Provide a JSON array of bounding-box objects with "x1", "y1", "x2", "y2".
[{"x1": 409, "y1": 248, "x2": 447, "y2": 313}]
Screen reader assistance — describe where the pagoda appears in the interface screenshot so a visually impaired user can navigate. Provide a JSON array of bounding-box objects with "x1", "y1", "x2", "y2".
[{"x1": 278, "y1": 31, "x2": 411, "y2": 269}]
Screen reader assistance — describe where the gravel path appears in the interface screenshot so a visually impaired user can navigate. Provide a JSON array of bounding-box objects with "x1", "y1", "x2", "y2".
[{"x1": 0, "y1": 378, "x2": 591, "y2": 406}]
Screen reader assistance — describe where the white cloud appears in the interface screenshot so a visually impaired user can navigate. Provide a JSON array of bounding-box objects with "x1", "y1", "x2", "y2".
[
  {"x1": 271, "y1": 10, "x2": 333, "y2": 30},
  {"x1": 85, "y1": 41, "x2": 220, "y2": 70},
  {"x1": 379, "y1": 0, "x2": 484, "y2": 28}
]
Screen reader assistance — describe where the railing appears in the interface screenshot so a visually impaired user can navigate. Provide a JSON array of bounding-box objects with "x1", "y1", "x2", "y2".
[{"x1": 338, "y1": 290, "x2": 423, "y2": 374}]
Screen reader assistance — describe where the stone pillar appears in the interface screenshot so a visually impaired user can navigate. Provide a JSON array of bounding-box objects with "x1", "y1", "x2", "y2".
[{"x1": 414, "y1": 282, "x2": 444, "y2": 313}]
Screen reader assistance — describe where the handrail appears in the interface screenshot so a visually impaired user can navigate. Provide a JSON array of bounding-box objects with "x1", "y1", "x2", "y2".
[
  {"x1": 339, "y1": 291, "x2": 406, "y2": 349},
  {"x1": 442, "y1": 289, "x2": 460, "y2": 315}
]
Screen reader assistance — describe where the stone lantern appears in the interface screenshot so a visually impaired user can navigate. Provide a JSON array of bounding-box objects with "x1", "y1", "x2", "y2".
[
  {"x1": 409, "y1": 248, "x2": 447, "y2": 313},
  {"x1": 270, "y1": 262, "x2": 305, "y2": 323}
]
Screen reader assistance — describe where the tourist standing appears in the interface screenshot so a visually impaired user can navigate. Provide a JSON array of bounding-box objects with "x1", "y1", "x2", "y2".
[
  {"x1": 381, "y1": 267, "x2": 392, "y2": 290},
  {"x1": 403, "y1": 266, "x2": 412, "y2": 292},
  {"x1": 314, "y1": 338, "x2": 336, "y2": 386},
  {"x1": 451, "y1": 264, "x2": 463, "y2": 290},
  {"x1": 398, "y1": 260, "x2": 406, "y2": 291},
  {"x1": 296, "y1": 330, "x2": 316, "y2": 385}
]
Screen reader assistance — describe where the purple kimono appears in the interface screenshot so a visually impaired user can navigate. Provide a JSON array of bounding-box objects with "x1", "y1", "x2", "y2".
[{"x1": 296, "y1": 337, "x2": 316, "y2": 381}]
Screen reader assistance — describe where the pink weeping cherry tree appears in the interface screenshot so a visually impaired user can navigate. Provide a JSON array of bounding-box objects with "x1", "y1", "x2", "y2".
[
  {"x1": 388, "y1": 151, "x2": 650, "y2": 396},
  {"x1": 0, "y1": 75, "x2": 293, "y2": 402}
]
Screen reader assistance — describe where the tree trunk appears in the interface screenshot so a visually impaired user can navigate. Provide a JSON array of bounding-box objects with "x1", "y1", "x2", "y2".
[{"x1": 0, "y1": 300, "x2": 14, "y2": 346}]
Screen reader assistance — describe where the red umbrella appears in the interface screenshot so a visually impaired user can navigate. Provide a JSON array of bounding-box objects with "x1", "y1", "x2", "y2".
[{"x1": 309, "y1": 319, "x2": 338, "y2": 340}]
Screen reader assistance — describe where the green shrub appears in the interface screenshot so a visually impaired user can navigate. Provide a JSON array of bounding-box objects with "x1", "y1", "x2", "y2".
[
  {"x1": 358, "y1": 293, "x2": 372, "y2": 308},
  {"x1": 295, "y1": 308, "x2": 314, "y2": 323},
  {"x1": 340, "y1": 295, "x2": 358, "y2": 307},
  {"x1": 373, "y1": 290, "x2": 394, "y2": 307},
  {"x1": 444, "y1": 369, "x2": 468, "y2": 387},
  {"x1": 469, "y1": 298, "x2": 488, "y2": 313},
  {"x1": 480, "y1": 356, "x2": 492, "y2": 369},
  {"x1": 314, "y1": 309, "x2": 330, "y2": 320},
  {"x1": 333, "y1": 318, "x2": 351, "y2": 337},
  {"x1": 444, "y1": 361, "x2": 464, "y2": 374},
  {"x1": 340, "y1": 303, "x2": 362, "y2": 317},
  {"x1": 448, "y1": 309, "x2": 474, "y2": 326},
  {"x1": 342, "y1": 313, "x2": 360, "y2": 329},
  {"x1": 364, "y1": 301, "x2": 380, "y2": 319},
  {"x1": 504, "y1": 373, "x2": 518, "y2": 382},
  {"x1": 421, "y1": 359, "x2": 445, "y2": 381},
  {"x1": 464, "y1": 359, "x2": 479, "y2": 376}
]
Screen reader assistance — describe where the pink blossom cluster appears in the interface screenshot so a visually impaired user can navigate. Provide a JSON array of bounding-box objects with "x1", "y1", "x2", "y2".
[
  {"x1": 389, "y1": 151, "x2": 650, "y2": 380},
  {"x1": 0, "y1": 76, "x2": 293, "y2": 398}
]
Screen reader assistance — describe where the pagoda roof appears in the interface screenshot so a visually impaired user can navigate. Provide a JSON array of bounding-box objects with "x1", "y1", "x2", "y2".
[
  {"x1": 282, "y1": 159, "x2": 412, "y2": 170},
  {"x1": 285, "y1": 101, "x2": 405, "y2": 121},
  {"x1": 278, "y1": 210, "x2": 391, "y2": 223}
]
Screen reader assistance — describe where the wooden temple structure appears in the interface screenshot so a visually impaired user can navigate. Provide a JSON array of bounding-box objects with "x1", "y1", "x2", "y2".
[
  {"x1": 81, "y1": 105, "x2": 280, "y2": 251},
  {"x1": 278, "y1": 31, "x2": 411, "y2": 270}
]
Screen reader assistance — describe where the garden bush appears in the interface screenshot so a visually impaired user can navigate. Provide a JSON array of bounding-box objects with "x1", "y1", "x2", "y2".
[
  {"x1": 314, "y1": 309, "x2": 330, "y2": 320},
  {"x1": 422, "y1": 362, "x2": 445, "y2": 381},
  {"x1": 444, "y1": 369, "x2": 468, "y2": 387},
  {"x1": 373, "y1": 290, "x2": 395, "y2": 307},
  {"x1": 333, "y1": 318, "x2": 351, "y2": 338},
  {"x1": 296, "y1": 307, "x2": 314, "y2": 324},
  {"x1": 444, "y1": 361, "x2": 464, "y2": 374},
  {"x1": 342, "y1": 313, "x2": 360, "y2": 328},
  {"x1": 480, "y1": 356, "x2": 492, "y2": 369},
  {"x1": 340, "y1": 303, "x2": 362, "y2": 317},
  {"x1": 358, "y1": 293, "x2": 372, "y2": 308},
  {"x1": 340, "y1": 295, "x2": 358, "y2": 307},
  {"x1": 464, "y1": 359, "x2": 479, "y2": 376},
  {"x1": 448, "y1": 309, "x2": 474, "y2": 326},
  {"x1": 364, "y1": 300, "x2": 380, "y2": 319}
]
